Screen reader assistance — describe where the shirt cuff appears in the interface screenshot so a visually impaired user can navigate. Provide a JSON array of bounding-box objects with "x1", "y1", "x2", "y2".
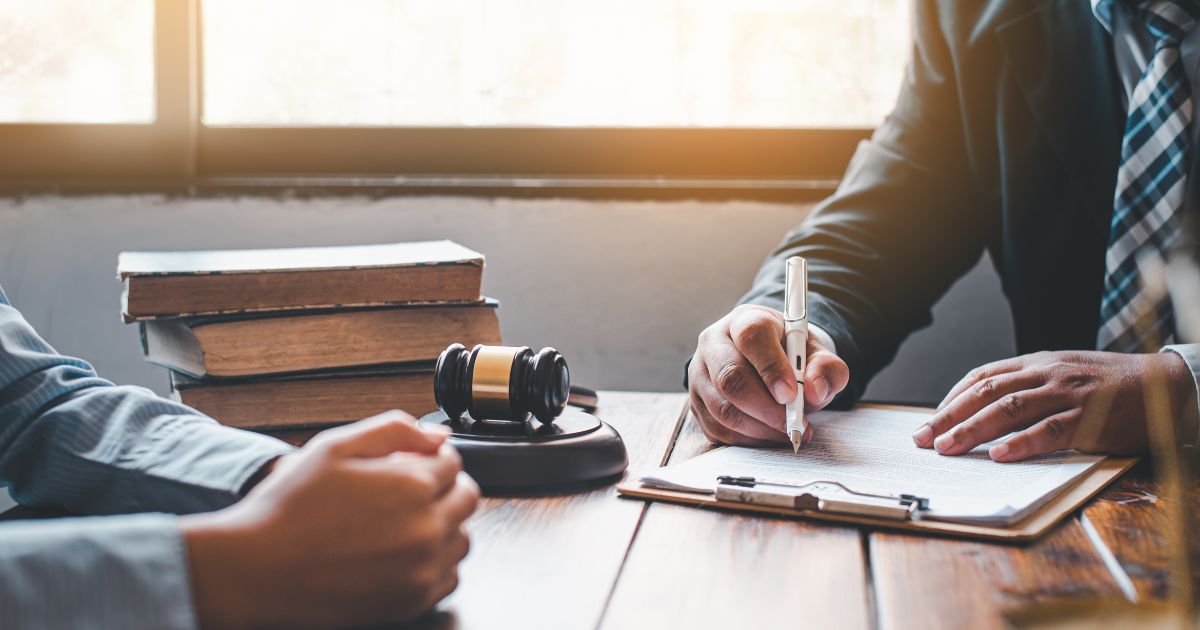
[
  {"x1": 808, "y1": 323, "x2": 837, "y2": 356},
  {"x1": 127, "y1": 419, "x2": 295, "y2": 513},
  {"x1": 1161, "y1": 344, "x2": 1200, "y2": 447},
  {"x1": 0, "y1": 513, "x2": 197, "y2": 629}
]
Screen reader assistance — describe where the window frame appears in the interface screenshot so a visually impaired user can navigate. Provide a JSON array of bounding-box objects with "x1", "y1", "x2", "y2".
[{"x1": 0, "y1": 0, "x2": 877, "y2": 199}]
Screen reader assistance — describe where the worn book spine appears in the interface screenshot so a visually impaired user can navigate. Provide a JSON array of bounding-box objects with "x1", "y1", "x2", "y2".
[{"x1": 172, "y1": 369, "x2": 437, "y2": 430}]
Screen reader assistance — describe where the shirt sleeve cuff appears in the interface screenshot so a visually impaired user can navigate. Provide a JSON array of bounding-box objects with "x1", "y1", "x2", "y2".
[
  {"x1": 0, "y1": 513, "x2": 197, "y2": 629},
  {"x1": 808, "y1": 323, "x2": 838, "y2": 356},
  {"x1": 129, "y1": 419, "x2": 295, "y2": 513},
  {"x1": 1161, "y1": 344, "x2": 1200, "y2": 447}
]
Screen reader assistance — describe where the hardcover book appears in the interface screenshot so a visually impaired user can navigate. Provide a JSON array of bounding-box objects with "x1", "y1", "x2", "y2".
[
  {"x1": 141, "y1": 301, "x2": 501, "y2": 378},
  {"x1": 119, "y1": 240, "x2": 485, "y2": 321}
]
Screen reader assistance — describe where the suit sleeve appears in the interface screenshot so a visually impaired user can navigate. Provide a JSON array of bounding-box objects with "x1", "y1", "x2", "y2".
[{"x1": 739, "y1": 1, "x2": 991, "y2": 406}]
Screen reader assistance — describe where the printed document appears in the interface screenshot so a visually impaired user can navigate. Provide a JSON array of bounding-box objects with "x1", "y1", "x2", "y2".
[{"x1": 640, "y1": 406, "x2": 1104, "y2": 525}]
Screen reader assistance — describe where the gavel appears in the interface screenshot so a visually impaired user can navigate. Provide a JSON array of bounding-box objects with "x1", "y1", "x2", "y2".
[{"x1": 435, "y1": 343, "x2": 598, "y2": 426}]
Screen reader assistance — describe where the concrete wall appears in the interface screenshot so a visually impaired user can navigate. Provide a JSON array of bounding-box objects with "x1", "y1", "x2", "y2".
[{"x1": 0, "y1": 194, "x2": 1014, "y2": 402}]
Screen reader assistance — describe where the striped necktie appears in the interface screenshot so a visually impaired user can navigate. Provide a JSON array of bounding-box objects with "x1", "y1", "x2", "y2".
[{"x1": 1097, "y1": 0, "x2": 1198, "y2": 352}]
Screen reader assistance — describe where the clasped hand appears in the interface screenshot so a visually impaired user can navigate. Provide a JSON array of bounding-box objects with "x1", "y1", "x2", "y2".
[{"x1": 690, "y1": 305, "x2": 1196, "y2": 461}]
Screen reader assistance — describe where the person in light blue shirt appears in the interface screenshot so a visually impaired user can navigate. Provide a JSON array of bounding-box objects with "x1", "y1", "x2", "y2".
[{"x1": 0, "y1": 284, "x2": 478, "y2": 628}]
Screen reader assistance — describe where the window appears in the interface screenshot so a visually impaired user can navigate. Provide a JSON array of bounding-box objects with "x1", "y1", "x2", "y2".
[
  {"x1": 0, "y1": 0, "x2": 911, "y2": 195},
  {"x1": 202, "y1": 0, "x2": 907, "y2": 128},
  {"x1": 0, "y1": 0, "x2": 154, "y2": 123}
]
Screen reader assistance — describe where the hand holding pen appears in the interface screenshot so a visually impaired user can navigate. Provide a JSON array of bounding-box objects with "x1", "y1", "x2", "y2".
[{"x1": 687, "y1": 264, "x2": 851, "y2": 447}]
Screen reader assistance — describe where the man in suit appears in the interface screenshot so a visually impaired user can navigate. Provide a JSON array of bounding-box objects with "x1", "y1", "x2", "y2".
[{"x1": 690, "y1": 0, "x2": 1200, "y2": 461}]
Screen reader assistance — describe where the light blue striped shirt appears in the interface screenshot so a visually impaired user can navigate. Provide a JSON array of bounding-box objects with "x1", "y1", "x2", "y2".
[{"x1": 0, "y1": 285, "x2": 294, "y2": 628}]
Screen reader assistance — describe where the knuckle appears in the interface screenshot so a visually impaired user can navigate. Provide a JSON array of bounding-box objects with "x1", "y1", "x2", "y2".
[
  {"x1": 1066, "y1": 373, "x2": 1089, "y2": 389},
  {"x1": 757, "y1": 356, "x2": 788, "y2": 380},
  {"x1": 440, "y1": 572, "x2": 461, "y2": 599},
  {"x1": 973, "y1": 377, "x2": 998, "y2": 398},
  {"x1": 1000, "y1": 393, "x2": 1023, "y2": 419},
  {"x1": 443, "y1": 446, "x2": 464, "y2": 470},
  {"x1": 715, "y1": 398, "x2": 747, "y2": 431},
  {"x1": 693, "y1": 404, "x2": 721, "y2": 439},
  {"x1": 401, "y1": 471, "x2": 440, "y2": 501},
  {"x1": 464, "y1": 477, "x2": 482, "y2": 504},
  {"x1": 406, "y1": 534, "x2": 440, "y2": 564},
  {"x1": 1044, "y1": 415, "x2": 1072, "y2": 442},
  {"x1": 714, "y1": 362, "x2": 750, "y2": 398},
  {"x1": 416, "y1": 519, "x2": 446, "y2": 548},
  {"x1": 1046, "y1": 360, "x2": 1073, "y2": 375},
  {"x1": 731, "y1": 318, "x2": 772, "y2": 347},
  {"x1": 412, "y1": 564, "x2": 441, "y2": 591}
]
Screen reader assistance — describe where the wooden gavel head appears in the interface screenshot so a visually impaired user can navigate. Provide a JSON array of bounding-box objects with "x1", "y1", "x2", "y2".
[{"x1": 434, "y1": 343, "x2": 570, "y2": 425}]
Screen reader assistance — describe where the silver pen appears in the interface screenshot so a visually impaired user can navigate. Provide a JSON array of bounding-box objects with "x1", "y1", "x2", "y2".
[{"x1": 784, "y1": 256, "x2": 809, "y2": 453}]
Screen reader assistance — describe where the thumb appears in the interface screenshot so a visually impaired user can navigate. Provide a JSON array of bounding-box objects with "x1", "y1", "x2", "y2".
[
  {"x1": 315, "y1": 410, "x2": 447, "y2": 459},
  {"x1": 804, "y1": 335, "x2": 849, "y2": 412}
]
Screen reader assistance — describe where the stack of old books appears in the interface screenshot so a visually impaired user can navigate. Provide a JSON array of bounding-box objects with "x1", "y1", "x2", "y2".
[{"x1": 118, "y1": 240, "x2": 501, "y2": 433}]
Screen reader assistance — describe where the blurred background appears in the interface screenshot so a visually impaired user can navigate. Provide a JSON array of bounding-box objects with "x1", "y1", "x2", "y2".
[{"x1": 0, "y1": 0, "x2": 1011, "y2": 412}]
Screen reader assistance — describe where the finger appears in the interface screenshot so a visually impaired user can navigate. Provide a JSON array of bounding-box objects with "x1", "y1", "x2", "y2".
[
  {"x1": 438, "y1": 472, "x2": 481, "y2": 526},
  {"x1": 937, "y1": 357, "x2": 1027, "y2": 411},
  {"x1": 318, "y1": 410, "x2": 444, "y2": 458},
  {"x1": 444, "y1": 525, "x2": 470, "y2": 563},
  {"x1": 915, "y1": 370, "x2": 1047, "y2": 448},
  {"x1": 702, "y1": 343, "x2": 787, "y2": 433},
  {"x1": 424, "y1": 570, "x2": 461, "y2": 612},
  {"x1": 804, "y1": 346, "x2": 849, "y2": 412},
  {"x1": 932, "y1": 386, "x2": 1070, "y2": 456},
  {"x1": 989, "y1": 408, "x2": 1082, "y2": 462},
  {"x1": 691, "y1": 392, "x2": 780, "y2": 447},
  {"x1": 727, "y1": 307, "x2": 794, "y2": 404},
  {"x1": 394, "y1": 445, "x2": 463, "y2": 499},
  {"x1": 694, "y1": 368, "x2": 789, "y2": 443}
]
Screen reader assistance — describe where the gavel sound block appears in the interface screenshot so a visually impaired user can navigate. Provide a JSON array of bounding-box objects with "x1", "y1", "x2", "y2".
[{"x1": 418, "y1": 343, "x2": 628, "y2": 491}]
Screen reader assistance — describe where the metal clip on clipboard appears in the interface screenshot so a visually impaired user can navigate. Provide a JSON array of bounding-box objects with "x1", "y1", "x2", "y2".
[{"x1": 715, "y1": 476, "x2": 930, "y2": 521}]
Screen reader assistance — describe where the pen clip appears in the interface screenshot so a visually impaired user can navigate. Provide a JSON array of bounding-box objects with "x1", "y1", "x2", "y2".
[{"x1": 784, "y1": 257, "x2": 807, "y2": 322}]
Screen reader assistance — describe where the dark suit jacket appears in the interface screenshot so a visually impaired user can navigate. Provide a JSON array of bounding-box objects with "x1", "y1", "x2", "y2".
[{"x1": 740, "y1": 0, "x2": 1127, "y2": 406}]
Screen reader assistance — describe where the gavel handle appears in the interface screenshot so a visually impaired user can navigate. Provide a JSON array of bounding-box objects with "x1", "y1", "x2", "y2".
[{"x1": 568, "y1": 385, "x2": 599, "y2": 412}]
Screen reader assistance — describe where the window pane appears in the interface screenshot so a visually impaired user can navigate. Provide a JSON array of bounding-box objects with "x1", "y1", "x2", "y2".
[
  {"x1": 0, "y1": 0, "x2": 154, "y2": 123},
  {"x1": 203, "y1": 0, "x2": 909, "y2": 128}
]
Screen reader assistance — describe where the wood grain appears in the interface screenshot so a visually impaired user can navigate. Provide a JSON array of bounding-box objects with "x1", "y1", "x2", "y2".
[
  {"x1": 601, "y1": 409, "x2": 873, "y2": 630},
  {"x1": 417, "y1": 391, "x2": 688, "y2": 630},
  {"x1": 870, "y1": 520, "x2": 1127, "y2": 630},
  {"x1": 1080, "y1": 459, "x2": 1200, "y2": 603}
]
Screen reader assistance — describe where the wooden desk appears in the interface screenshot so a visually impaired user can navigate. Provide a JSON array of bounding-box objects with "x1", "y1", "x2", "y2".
[
  {"x1": 420, "y1": 391, "x2": 1183, "y2": 630},
  {"x1": 0, "y1": 391, "x2": 1178, "y2": 628}
]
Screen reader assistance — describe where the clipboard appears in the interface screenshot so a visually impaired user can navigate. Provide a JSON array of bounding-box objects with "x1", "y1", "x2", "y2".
[{"x1": 617, "y1": 404, "x2": 1138, "y2": 542}]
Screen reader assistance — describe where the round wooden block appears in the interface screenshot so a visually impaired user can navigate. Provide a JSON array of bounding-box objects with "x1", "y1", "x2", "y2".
[{"x1": 418, "y1": 408, "x2": 628, "y2": 491}]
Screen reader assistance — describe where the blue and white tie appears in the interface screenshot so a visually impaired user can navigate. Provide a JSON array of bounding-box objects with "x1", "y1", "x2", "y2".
[{"x1": 1097, "y1": 0, "x2": 1197, "y2": 352}]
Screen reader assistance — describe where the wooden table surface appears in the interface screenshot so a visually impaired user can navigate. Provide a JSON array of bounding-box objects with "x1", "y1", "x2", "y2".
[
  {"x1": 0, "y1": 391, "x2": 1180, "y2": 629},
  {"x1": 417, "y1": 391, "x2": 1186, "y2": 630}
]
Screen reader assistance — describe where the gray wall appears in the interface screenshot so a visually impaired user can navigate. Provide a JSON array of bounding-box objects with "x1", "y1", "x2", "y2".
[
  {"x1": 0, "y1": 193, "x2": 1016, "y2": 511},
  {"x1": 0, "y1": 194, "x2": 1014, "y2": 402}
]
